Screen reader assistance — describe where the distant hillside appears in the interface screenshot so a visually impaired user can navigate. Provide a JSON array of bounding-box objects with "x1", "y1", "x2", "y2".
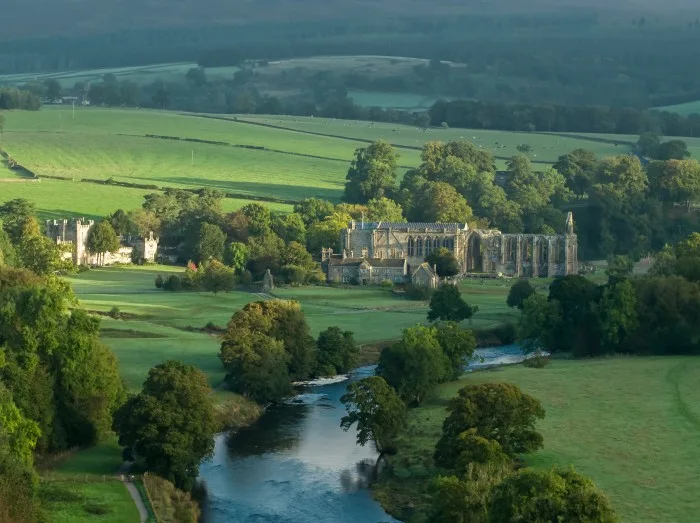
[{"x1": 2, "y1": 0, "x2": 697, "y2": 41}]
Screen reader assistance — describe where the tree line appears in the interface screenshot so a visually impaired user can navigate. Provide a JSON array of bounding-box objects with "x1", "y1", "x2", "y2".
[
  {"x1": 518, "y1": 233, "x2": 700, "y2": 358},
  {"x1": 0, "y1": 87, "x2": 41, "y2": 110},
  {"x1": 430, "y1": 99, "x2": 700, "y2": 137}
]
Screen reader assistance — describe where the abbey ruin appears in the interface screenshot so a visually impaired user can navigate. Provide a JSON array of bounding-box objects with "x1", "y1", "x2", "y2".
[{"x1": 323, "y1": 212, "x2": 577, "y2": 284}]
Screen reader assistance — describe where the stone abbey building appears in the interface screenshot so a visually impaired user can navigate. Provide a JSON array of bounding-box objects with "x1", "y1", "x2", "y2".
[
  {"x1": 323, "y1": 212, "x2": 577, "y2": 284},
  {"x1": 45, "y1": 218, "x2": 159, "y2": 266}
]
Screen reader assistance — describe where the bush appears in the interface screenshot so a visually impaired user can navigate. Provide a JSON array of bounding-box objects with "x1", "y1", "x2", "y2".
[
  {"x1": 155, "y1": 275, "x2": 164, "y2": 289},
  {"x1": 380, "y1": 279, "x2": 394, "y2": 288},
  {"x1": 523, "y1": 350, "x2": 550, "y2": 368},
  {"x1": 349, "y1": 277, "x2": 360, "y2": 286},
  {"x1": 108, "y1": 306, "x2": 121, "y2": 319},
  {"x1": 162, "y1": 275, "x2": 182, "y2": 291}
]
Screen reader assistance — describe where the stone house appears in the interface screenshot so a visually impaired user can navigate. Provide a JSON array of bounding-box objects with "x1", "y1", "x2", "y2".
[
  {"x1": 326, "y1": 257, "x2": 407, "y2": 285},
  {"x1": 411, "y1": 263, "x2": 439, "y2": 289}
]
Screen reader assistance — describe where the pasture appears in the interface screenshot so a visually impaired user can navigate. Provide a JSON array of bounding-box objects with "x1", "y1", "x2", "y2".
[
  {"x1": 68, "y1": 266, "x2": 517, "y2": 390},
  {"x1": 655, "y1": 100, "x2": 700, "y2": 117},
  {"x1": 0, "y1": 106, "x2": 663, "y2": 220},
  {"x1": 376, "y1": 357, "x2": 700, "y2": 523}
]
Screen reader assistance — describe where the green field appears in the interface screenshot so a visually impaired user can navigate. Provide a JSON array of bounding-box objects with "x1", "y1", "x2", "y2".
[
  {"x1": 68, "y1": 266, "x2": 517, "y2": 389},
  {"x1": 0, "y1": 107, "x2": 671, "y2": 219},
  {"x1": 655, "y1": 100, "x2": 700, "y2": 117},
  {"x1": 39, "y1": 479, "x2": 140, "y2": 523},
  {"x1": 376, "y1": 357, "x2": 700, "y2": 523}
]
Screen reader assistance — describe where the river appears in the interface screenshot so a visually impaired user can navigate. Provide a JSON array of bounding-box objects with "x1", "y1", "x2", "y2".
[{"x1": 198, "y1": 344, "x2": 527, "y2": 522}]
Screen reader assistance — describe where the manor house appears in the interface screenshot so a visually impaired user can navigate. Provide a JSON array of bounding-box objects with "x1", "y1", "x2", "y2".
[
  {"x1": 323, "y1": 213, "x2": 577, "y2": 285},
  {"x1": 45, "y1": 218, "x2": 159, "y2": 266}
]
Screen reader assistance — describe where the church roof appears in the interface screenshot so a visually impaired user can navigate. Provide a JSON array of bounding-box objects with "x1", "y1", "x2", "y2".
[
  {"x1": 352, "y1": 222, "x2": 468, "y2": 231},
  {"x1": 328, "y1": 257, "x2": 406, "y2": 268}
]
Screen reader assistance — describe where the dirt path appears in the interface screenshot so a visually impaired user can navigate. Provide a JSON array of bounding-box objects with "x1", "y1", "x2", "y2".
[{"x1": 124, "y1": 479, "x2": 149, "y2": 523}]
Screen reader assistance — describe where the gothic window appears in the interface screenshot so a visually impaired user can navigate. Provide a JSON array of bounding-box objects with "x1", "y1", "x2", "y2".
[
  {"x1": 416, "y1": 238, "x2": 423, "y2": 257},
  {"x1": 391, "y1": 248, "x2": 397, "y2": 258},
  {"x1": 434, "y1": 237, "x2": 440, "y2": 252},
  {"x1": 408, "y1": 237, "x2": 415, "y2": 256},
  {"x1": 424, "y1": 237, "x2": 432, "y2": 256},
  {"x1": 443, "y1": 237, "x2": 454, "y2": 251}
]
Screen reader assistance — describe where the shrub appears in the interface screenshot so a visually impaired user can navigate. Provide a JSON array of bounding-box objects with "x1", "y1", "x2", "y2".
[
  {"x1": 523, "y1": 350, "x2": 550, "y2": 368},
  {"x1": 163, "y1": 275, "x2": 182, "y2": 291},
  {"x1": 380, "y1": 279, "x2": 394, "y2": 288},
  {"x1": 108, "y1": 306, "x2": 121, "y2": 319},
  {"x1": 155, "y1": 275, "x2": 164, "y2": 289}
]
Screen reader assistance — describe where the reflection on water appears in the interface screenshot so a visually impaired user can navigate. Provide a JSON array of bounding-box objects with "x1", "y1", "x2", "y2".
[{"x1": 199, "y1": 347, "x2": 525, "y2": 522}]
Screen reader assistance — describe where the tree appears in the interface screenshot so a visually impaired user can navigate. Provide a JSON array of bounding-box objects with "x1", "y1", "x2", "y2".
[
  {"x1": 507, "y1": 279, "x2": 535, "y2": 309},
  {"x1": 86, "y1": 221, "x2": 120, "y2": 266},
  {"x1": 0, "y1": 227, "x2": 17, "y2": 268},
  {"x1": 344, "y1": 140, "x2": 398, "y2": 203},
  {"x1": 605, "y1": 255, "x2": 634, "y2": 283},
  {"x1": 657, "y1": 139, "x2": 690, "y2": 161},
  {"x1": 200, "y1": 260, "x2": 237, "y2": 294},
  {"x1": 637, "y1": 132, "x2": 661, "y2": 158},
  {"x1": 17, "y1": 225, "x2": 65, "y2": 275},
  {"x1": 377, "y1": 325, "x2": 450, "y2": 404},
  {"x1": 224, "y1": 242, "x2": 248, "y2": 273},
  {"x1": 193, "y1": 222, "x2": 226, "y2": 263},
  {"x1": 223, "y1": 300, "x2": 316, "y2": 380},
  {"x1": 43, "y1": 79, "x2": 62, "y2": 101},
  {"x1": 518, "y1": 293, "x2": 562, "y2": 353},
  {"x1": 0, "y1": 112, "x2": 5, "y2": 140},
  {"x1": 306, "y1": 211, "x2": 352, "y2": 254},
  {"x1": 595, "y1": 280, "x2": 638, "y2": 351},
  {"x1": 435, "y1": 383, "x2": 545, "y2": 466},
  {"x1": 185, "y1": 67, "x2": 207, "y2": 86},
  {"x1": 113, "y1": 361, "x2": 216, "y2": 491},
  {"x1": 108, "y1": 209, "x2": 134, "y2": 236},
  {"x1": 0, "y1": 199, "x2": 36, "y2": 243},
  {"x1": 427, "y1": 247, "x2": 461, "y2": 277},
  {"x1": 293, "y1": 198, "x2": 335, "y2": 227},
  {"x1": 128, "y1": 208, "x2": 162, "y2": 237},
  {"x1": 0, "y1": 384, "x2": 40, "y2": 467},
  {"x1": 152, "y1": 83, "x2": 170, "y2": 109},
  {"x1": 429, "y1": 284, "x2": 478, "y2": 323},
  {"x1": 366, "y1": 197, "x2": 406, "y2": 222},
  {"x1": 272, "y1": 212, "x2": 306, "y2": 244},
  {"x1": 516, "y1": 144, "x2": 532, "y2": 154},
  {"x1": 340, "y1": 376, "x2": 406, "y2": 454},
  {"x1": 241, "y1": 203, "x2": 272, "y2": 237},
  {"x1": 488, "y1": 468, "x2": 618, "y2": 523},
  {"x1": 219, "y1": 330, "x2": 291, "y2": 404},
  {"x1": 553, "y1": 149, "x2": 598, "y2": 198},
  {"x1": 648, "y1": 159, "x2": 700, "y2": 209},
  {"x1": 435, "y1": 322, "x2": 476, "y2": 379},
  {"x1": 416, "y1": 182, "x2": 474, "y2": 223},
  {"x1": 429, "y1": 463, "x2": 512, "y2": 523},
  {"x1": 316, "y1": 327, "x2": 359, "y2": 376}
]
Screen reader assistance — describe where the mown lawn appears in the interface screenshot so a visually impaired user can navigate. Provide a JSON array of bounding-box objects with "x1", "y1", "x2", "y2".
[
  {"x1": 375, "y1": 357, "x2": 700, "y2": 523},
  {"x1": 39, "y1": 480, "x2": 140, "y2": 523}
]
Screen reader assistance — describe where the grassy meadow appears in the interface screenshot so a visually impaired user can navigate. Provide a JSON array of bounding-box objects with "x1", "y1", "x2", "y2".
[
  {"x1": 67, "y1": 265, "x2": 517, "y2": 389},
  {"x1": 656, "y1": 100, "x2": 700, "y2": 117},
  {"x1": 0, "y1": 106, "x2": 673, "y2": 220},
  {"x1": 375, "y1": 356, "x2": 700, "y2": 523}
]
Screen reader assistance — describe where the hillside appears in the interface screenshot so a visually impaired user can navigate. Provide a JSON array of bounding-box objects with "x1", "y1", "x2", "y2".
[{"x1": 0, "y1": 107, "x2": 667, "y2": 220}]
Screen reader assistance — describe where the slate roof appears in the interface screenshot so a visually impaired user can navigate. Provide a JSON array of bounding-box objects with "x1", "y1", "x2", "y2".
[
  {"x1": 353, "y1": 222, "x2": 468, "y2": 231},
  {"x1": 328, "y1": 257, "x2": 406, "y2": 268},
  {"x1": 412, "y1": 262, "x2": 438, "y2": 277}
]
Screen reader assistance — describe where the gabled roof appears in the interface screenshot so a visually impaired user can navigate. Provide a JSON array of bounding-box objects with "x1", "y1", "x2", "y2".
[
  {"x1": 328, "y1": 257, "x2": 406, "y2": 268},
  {"x1": 412, "y1": 262, "x2": 438, "y2": 278}
]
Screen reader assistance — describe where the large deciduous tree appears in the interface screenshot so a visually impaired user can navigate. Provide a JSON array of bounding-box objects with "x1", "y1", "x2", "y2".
[
  {"x1": 219, "y1": 330, "x2": 291, "y2": 404},
  {"x1": 488, "y1": 468, "x2": 617, "y2": 523},
  {"x1": 200, "y1": 260, "x2": 237, "y2": 294},
  {"x1": 377, "y1": 325, "x2": 450, "y2": 404},
  {"x1": 435, "y1": 383, "x2": 544, "y2": 467},
  {"x1": 426, "y1": 247, "x2": 461, "y2": 277},
  {"x1": 86, "y1": 221, "x2": 120, "y2": 266},
  {"x1": 507, "y1": 279, "x2": 535, "y2": 309},
  {"x1": 366, "y1": 197, "x2": 405, "y2": 222},
  {"x1": 0, "y1": 199, "x2": 36, "y2": 243},
  {"x1": 223, "y1": 300, "x2": 316, "y2": 381},
  {"x1": 434, "y1": 322, "x2": 476, "y2": 379},
  {"x1": 344, "y1": 140, "x2": 398, "y2": 203},
  {"x1": 553, "y1": 148, "x2": 598, "y2": 198},
  {"x1": 316, "y1": 326, "x2": 359, "y2": 376},
  {"x1": 428, "y1": 284, "x2": 478, "y2": 323},
  {"x1": 192, "y1": 222, "x2": 226, "y2": 263},
  {"x1": 113, "y1": 361, "x2": 216, "y2": 491},
  {"x1": 340, "y1": 376, "x2": 405, "y2": 454}
]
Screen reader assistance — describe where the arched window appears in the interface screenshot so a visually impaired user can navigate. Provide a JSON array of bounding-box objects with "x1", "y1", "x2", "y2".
[
  {"x1": 416, "y1": 237, "x2": 423, "y2": 257},
  {"x1": 408, "y1": 237, "x2": 415, "y2": 257},
  {"x1": 434, "y1": 237, "x2": 440, "y2": 252},
  {"x1": 424, "y1": 237, "x2": 432, "y2": 256}
]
